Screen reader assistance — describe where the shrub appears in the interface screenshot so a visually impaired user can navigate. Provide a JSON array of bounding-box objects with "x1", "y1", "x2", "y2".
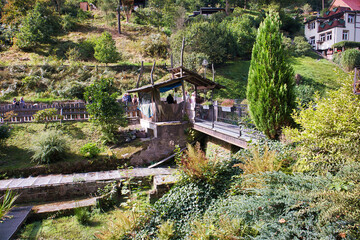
[
  {"x1": 294, "y1": 36, "x2": 312, "y2": 56},
  {"x1": 15, "y1": 3, "x2": 61, "y2": 49},
  {"x1": 0, "y1": 125, "x2": 11, "y2": 145},
  {"x1": 170, "y1": 20, "x2": 236, "y2": 65},
  {"x1": 74, "y1": 207, "x2": 91, "y2": 225},
  {"x1": 80, "y1": 143, "x2": 101, "y2": 158},
  {"x1": 294, "y1": 84, "x2": 316, "y2": 106},
  {"x1": 340, "y1": 48, "x2": 360, "y2": 71},
  {"x1": 0, "y1": 190, "x2": 18, "y2": 220},
  {"x1": 61, "y1": 14, "x2": 77, "y2": 32},
  {"x1": 141, "y1": 33, "x2": 168, "y2": 58},
  {"x1": 94, "y1": 32, "x2": 120, "y2": 64},
  {"x1": 84, "y1": 77, "x2": 127, "y2": 144},
  {"x1": 247, "y1": 11, "x2": 296, "y2": 139},
  {"x1": 233, "y1": 145, "x2": 281, "y2": 175},
  {"x1": 207, "y1": 172, "x2": 352, "y2": 240},
  {"x1": 222, "y1": 14, "x2": 257, "y2": 59},
  {"x1": 33, "y1": 108, "x2": 63, "y2": 128},
  {"x1": 30, "y1": 130, "x2": 68, "y2": 164},
  {"x1": 178, "y1": 143, "x2": 225, "y2": 185},
  {"x1": 284, "y1": 76, "x2": 360, "y2": 173}
]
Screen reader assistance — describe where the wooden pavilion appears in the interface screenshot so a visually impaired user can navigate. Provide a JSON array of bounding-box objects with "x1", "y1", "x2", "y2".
[{"x1": 128, "y1": 65, "x2": 223, "y2": 122}]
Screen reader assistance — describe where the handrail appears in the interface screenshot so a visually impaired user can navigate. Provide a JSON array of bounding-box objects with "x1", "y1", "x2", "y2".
[{"x1": 194, "y1": 102, "x2": 264, "y2": 139}]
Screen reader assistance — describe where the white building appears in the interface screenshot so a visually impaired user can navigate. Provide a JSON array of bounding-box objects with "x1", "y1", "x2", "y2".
[{"x1": 304, "y1": 0, "x2": 360, "y2": 55}]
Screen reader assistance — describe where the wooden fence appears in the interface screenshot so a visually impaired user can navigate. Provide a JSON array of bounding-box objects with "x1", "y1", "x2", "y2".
[{"x1": 0, "y1": 101, "x2": 140, "y2": 124}]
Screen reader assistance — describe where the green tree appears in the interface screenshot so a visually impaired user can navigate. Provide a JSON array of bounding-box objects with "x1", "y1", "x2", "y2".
[
  {"x1": 15, "y1": 3, "x2": 61, "y2": 49},
  {"x1": 84, "y1": 77, "x2": 127, "y2": 144},
  {"x1": 2, "y1": 0, "x2": 36, "y2": 25},
  {"x1": 246, "y1": 11, "x2": 295, "y2": 139},
  {"x1": 94, "y1": 31, "x2": 120, "y2": 64}
]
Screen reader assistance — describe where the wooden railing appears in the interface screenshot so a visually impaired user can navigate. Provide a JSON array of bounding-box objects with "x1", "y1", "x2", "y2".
[{"x1": 0, "y1": 101, "x2": 140, "y2": 124}]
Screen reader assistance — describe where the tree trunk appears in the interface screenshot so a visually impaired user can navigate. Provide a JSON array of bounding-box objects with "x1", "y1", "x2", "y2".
[{"x1": 225, "y1": 0, "x2": 229, "y2": 15}]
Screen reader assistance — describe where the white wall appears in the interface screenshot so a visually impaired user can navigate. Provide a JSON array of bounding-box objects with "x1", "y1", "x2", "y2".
[{"x1": 304, "y1": 12, "x2": 360, "y2": 51}]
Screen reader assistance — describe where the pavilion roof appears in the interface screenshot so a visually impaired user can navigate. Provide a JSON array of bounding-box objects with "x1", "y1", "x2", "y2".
[{"x1": 127, "y1": 66, "x2": 224, "y2": 93}]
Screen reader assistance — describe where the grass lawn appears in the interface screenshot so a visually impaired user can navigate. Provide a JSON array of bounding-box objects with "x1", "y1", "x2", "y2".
[
  {"x1": 0, "y1": 121, "x2": 143, "y2": 173},
  {"x1": 18, "y1": 189, "x2": 149, "y2": 240},
  {"x1": 213, "y1": 54, "x2": 350, "y2": 100}
]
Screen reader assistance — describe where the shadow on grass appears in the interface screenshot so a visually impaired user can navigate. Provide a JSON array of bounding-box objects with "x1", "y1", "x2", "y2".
[{"x1": 0, "y1": 145, "x2": 33, "y2": 171}]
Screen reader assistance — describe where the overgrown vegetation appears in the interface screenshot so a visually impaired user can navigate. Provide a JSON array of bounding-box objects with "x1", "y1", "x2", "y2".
[
  {"x1": 30, "y1": 129, "x2": 68, "y2": 164},
  {"x1": 84, "y1": 77, "x2": 127, "y2": 144}
]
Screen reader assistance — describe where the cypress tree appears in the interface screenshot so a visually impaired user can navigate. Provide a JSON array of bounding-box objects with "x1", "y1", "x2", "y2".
[{"x1": 246, "y1": 11, "x2": 295, "y2": 139}]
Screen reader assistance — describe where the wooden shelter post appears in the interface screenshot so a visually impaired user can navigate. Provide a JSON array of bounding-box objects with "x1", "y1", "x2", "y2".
[
  {"x1": 181, "y1": 80, "x2": 186, "y2": 117},
  {"x1": 136, "y1": 61, "x2": 144, "y2": 88},
  {"x1": 180, "y1": 37, "x2": 185, "y2": 77},
  {"x1": 150, "y1": 61, "x2": 157, "y2": 122}
]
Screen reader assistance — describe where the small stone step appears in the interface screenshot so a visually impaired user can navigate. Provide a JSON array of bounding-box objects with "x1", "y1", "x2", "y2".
[{"x1": 33, "y1": 197, "x2": 98, "y2": 214}]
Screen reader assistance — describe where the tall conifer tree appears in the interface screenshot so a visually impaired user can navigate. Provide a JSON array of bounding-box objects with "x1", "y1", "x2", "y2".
[{"x1": 246, "y1": 11, "x2": 295, "y2": 139}]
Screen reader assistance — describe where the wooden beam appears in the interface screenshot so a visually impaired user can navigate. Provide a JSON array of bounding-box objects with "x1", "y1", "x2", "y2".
[
  {"x1": 181, "y1": 80, "x2": 186, "y2": 117},
  {"x1": 136, "y1": 61, "x2": 144, "y2": 88},
  {"x1": 180, "y1": 37, "x2": 185, "y2": 77},
  {"x1": 150, "y1": 61, "x2": 156, "y2": 85},
  {"x1": 212, "y1": 64, "x2": 215, "y2": 82}
]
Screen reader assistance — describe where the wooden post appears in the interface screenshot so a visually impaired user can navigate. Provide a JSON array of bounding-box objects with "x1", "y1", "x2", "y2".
[
  {"x1": 136, "y1": 61, "x2": 144, "y2": 88},
  {"x1": 180, "y1": 37, "x2": 185, "y2": 77},
  {"x1": 150, "y1": 61, "x2": 157, "y2": 122},
  {"x1": 150, "y1": 61, "x2": 156, "y2": 85},
  {"x1": 171, "y1": 54, "x2": 174, "y2": 79},
  {"x1": 181, "y1": 80, "x2": 186, "y2": 118},
  {"x1": 212, "y1": 64, "x2": 215, "y2": 82}
]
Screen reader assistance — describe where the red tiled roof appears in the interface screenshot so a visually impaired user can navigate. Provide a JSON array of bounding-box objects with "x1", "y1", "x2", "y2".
[
  {"x1": 323, "y1": 6, "x2": 349, "y2": 17},
  {"x1": 330, "y1": 0, "x2": 360, "y2": 11},
  {"x1": 318, "y1": 19, "x2": 346, "y2": 32}
]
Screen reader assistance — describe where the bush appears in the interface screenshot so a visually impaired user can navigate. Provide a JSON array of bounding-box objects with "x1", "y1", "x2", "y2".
[
  {"x1": 0, "y1": 125, "x2": 11, "y2": 145},
  {"x1": 340, "y1": 48, "x2": 360, "y2": 71},
  {"x1": 222, "y1": 14, "x2": 257, "y2": 59},
  {"x1": 140, "y1": 33, "x2": 168, "y2": 58},
  {"x1": 30, "y1": 130, "x2": 68, "y2": 164},
  {"x1": 33, "y1": 108, "x2": 63, "y2": 128},
  {"x1": 284, "y1": 76, "x2": 360, "y2": 173},
  {"x1": 294, "y1": 36, "x2": 312, "y2": 56},
  {"x1": 15, "y1": 3, "x2": 61, "y2": 49},
  {"x1": 170, "y1": 20, "x2": 236, "y2": 65},
  {"x1": 0, "y1": 190, "x2": 18, "y2": 220},
  {"x1": 294, "y1": 84, "x2": 316, "y2": 106},
  {"x1": 61, "y1": 14, "x2": 77, "y2": 32},
  {"x1": 74, "y1": 207, "x2": 91, "y2": 225},
  {"x1": 206, "y1": 172, "x2": 353, "y2": 240},
  {"x1": 80, "y1": 143, "x2": 101, "y2": 158},
  {"x1": 94, "y1": 32, "x2": 120, "y2": 64},
  {"x1": 84, "y1": 77, "x2": 127, "y2": 144}
]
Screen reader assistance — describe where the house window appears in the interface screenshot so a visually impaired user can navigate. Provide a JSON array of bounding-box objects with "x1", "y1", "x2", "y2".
[
  {"x1": 348, "y1": 14, "x2": 354, "y2": 23},
  {"x1": 309, "y1": 36, "x2": 315, "y2": 45},
  {"x1": 326, "y1": 31, "x2": 332, "y2": 41},
  {"x1": 320, "y1": 34, "x2": 326, "y2": 42},
  {"x1": 343, "y1": 30, "x2": 349, "y2": 40},
  {"x1": 309, "y1": 21, "x2": 315, "y2": 30}
]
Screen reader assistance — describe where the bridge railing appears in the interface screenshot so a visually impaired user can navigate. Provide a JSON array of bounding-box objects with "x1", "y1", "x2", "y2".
[
  {"x1": 194, "y1": 101, "x2": 264, "y2": 139},
  {"x1": 0, "y1": 101, "x2": 140, "y2": 124}
]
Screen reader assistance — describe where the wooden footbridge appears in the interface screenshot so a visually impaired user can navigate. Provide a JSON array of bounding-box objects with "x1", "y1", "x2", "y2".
[{"x1": 193, "y1": 102, "x2": 264, "y2": 149}]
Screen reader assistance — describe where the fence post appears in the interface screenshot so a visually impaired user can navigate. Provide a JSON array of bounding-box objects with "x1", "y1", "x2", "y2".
[
  {"x1": 238, "y1": 105, "x2": 242, "y2": 138},
  {"x1": 212, "y1": 101, "x2": 215, "y2": 129}
]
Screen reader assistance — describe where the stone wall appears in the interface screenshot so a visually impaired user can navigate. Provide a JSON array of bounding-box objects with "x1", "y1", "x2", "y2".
[
  {"x1": 205, "y1": 136, "x2": 241, "y2": 160},
  {"x1": 130, "y1": 122, "x2": 190, "y2": 166}
]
